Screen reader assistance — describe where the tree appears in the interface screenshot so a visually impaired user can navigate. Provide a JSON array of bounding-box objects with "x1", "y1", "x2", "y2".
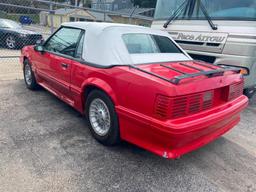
[
  {"x1": 131, "y1": 0, "x2": 157, "y2": 8},
  {"x1": 68, "y1": 0, "x2": 91, "y2": 7},
  {"x1": 70, "y1": 0, "x2": 81, "y2": 6},
  {"x1": 83, "y1": 0, "x2": 92, "y2": 8},
  {"x1": 0, "y1": 0, "x2": 44, "y2": 13}
]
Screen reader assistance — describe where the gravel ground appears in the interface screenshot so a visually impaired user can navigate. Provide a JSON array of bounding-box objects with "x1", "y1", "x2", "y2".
[
  {"x1": 0, "y1": 57, "x2": 23, "y2": 80},
  {"x1": 0, "y1": 80, "x2": 256, "y2": 192}
]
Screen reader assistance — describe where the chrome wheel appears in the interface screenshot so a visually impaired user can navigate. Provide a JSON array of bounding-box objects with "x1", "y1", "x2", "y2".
[
  {"x1": 6, "y1": 36, "x2": 16, "y2": 49},
  {"x1": 89, "y1": 98, "x2": 111, "y2": 136},
  {"x1": 24, "y1": 64, "x2": 32, "y2": 85}
]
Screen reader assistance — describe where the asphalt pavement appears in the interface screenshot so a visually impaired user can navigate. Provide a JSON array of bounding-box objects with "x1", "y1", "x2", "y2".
[{"x1": 0, "y1": 80, "x2": 255, "y2": 192}]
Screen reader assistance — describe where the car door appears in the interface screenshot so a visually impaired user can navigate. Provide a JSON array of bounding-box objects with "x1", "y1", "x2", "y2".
[
  {"x1": 41, "y1": 27, "x2": 83, "y2": 100},
  {"x1": 31, "y1": 49, "x2": 52, "y2": 83},
  {"x1": 69, "y1": 32, "x2": 86, "y2": 110}
]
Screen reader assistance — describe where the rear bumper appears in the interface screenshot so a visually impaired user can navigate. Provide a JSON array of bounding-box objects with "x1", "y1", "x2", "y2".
[{"x1": 116, "y1": 95, "x2": 248, "y2": 159}]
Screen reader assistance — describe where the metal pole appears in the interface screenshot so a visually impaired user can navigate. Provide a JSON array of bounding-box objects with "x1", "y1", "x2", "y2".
[
  {"x1": 103, "y1": 0, "x2": 106, "y2": 22},
  {"x1": 129, "y1": 6, "x2": 137, "y2": 24},
  {"x1": 49, "y1": 0, "x2": 54, "y2": 34},
  {"x1": 75, "y1": 0, "x2": 78, "y2": 21}
]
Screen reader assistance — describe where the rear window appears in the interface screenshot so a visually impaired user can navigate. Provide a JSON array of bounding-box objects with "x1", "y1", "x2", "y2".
[{"x1": 122, "y1": 33, "x2": 182, "y2": 54}]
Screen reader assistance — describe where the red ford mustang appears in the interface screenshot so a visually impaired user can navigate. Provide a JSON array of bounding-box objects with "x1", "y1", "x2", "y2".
[{"x1": 20, "y1": 22, "x2": 248, "y2": 159}]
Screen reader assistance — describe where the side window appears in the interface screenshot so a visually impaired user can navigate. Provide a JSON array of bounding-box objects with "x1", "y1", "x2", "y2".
[
  {"x1": 75, "y1": 33, "x2": 85, "y2": 58},
  {"x1": 44, "y1": 27, "x2": 82, "y2": 57}
]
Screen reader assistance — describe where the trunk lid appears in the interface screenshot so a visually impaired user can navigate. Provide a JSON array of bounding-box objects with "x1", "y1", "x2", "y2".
[
  {"x1": 136, "y1": 60, "x2": 244, "y2": 119},
  {"x1": 134, "y1": 60, "x2": 241, "y2": 85}
]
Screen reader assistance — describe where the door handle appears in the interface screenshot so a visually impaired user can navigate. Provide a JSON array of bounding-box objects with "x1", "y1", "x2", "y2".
[{"x1": 61, "y1": 63, "x2": 69, "y2": 69}]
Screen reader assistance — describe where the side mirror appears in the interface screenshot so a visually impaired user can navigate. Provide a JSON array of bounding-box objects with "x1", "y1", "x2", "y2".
[
  {"x1": 36, "y1": 39, "x2": 44, "y2": 45},
  {"x1": 34, "y1": 45, "x2": 44, "y2": 53}
]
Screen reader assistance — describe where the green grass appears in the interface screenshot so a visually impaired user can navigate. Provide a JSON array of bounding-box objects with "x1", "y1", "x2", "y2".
[{"x1": 0, "y1": 12, "x2": 40, "y2": 24}]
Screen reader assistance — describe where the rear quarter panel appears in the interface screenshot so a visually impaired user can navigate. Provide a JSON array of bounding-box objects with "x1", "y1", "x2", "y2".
[{"x1": 70, "y1": 61, "x2": 131, "y2": 113}]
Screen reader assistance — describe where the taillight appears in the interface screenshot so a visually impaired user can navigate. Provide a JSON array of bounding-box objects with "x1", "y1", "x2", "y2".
[
  {"x1": 154, "y1": 95, "x2": 170, "y2": 118},
  {"x1": 154, "y1": 81, "x2": 243, "y2": 120},
  {"x1": 154, "y1": 91, "x2": 214, "y2": 119},
  {"x1": 170, "y1": 91, "x2": 214, "y2": 119},
  {"x1": 222, "y1": 81, "x2": 244, "y2": 101}
]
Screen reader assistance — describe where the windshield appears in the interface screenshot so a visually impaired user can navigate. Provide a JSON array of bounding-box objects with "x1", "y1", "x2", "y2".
[
  {"x1": 155, "y1": 0, "x2": 256, "y2": 21},
  {"x1": 0, "y1": 20, "x2": 22, "y2": 29}
]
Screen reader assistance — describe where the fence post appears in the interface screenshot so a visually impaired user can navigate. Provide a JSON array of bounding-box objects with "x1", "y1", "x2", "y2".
[
  {"x1": 75, "y1": 0, "x2": 78, "y2": 21},
  {"x1": 49, "y1": 0, "x2": 54, "y2": 34},
  {"x1": 129, "y1": 6, "x2": 137, "y2": 24},
  {"x1": 104, "y1": 0, "x2": 106, "y2": 22}
]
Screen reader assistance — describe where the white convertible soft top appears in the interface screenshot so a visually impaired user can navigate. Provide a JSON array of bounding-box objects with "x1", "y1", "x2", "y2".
[{"x1": 62, "y1": 22, "x2": 191, "y2": 66}]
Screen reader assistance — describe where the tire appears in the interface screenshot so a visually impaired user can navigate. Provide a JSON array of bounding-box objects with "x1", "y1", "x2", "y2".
[
  {"x1": 23, "y1": 59, "x2": 38, "y2": 90},
  {"x1": 5, "y1": 35, "x2": 17, "y2": 49},
  {"x1": 85, "y1": 90, "x2": 120, "y2": 146},
  {"x1": 244, "y1": 88, "x2": 256, "y2": 99}
]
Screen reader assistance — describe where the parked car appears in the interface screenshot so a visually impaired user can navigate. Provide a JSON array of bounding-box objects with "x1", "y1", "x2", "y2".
[
  {"x1": 19, "y1": 16, "x2": 33, "y2": 25},
  {"x1": 20, "y1": 22, "x2": 248, "y2": 159},
  {"x1": 0, "y1": 19, "x2": 42, "y2": 49}
]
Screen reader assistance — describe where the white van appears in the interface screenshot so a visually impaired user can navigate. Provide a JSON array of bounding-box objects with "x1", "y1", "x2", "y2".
[{"x1": 152, "y1": 0, "x2": 256, "y2": 97}]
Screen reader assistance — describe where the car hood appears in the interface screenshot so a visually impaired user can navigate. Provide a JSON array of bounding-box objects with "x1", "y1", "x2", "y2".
[{"x1": 5, "y1": 28, "x2": 41, "y2": 35}]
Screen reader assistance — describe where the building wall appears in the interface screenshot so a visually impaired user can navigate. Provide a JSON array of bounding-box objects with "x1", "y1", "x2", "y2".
[
  {"x1": 109, "y1": 15, "x2": 152, "y2": 27},
  {"x1": 69, "y1": 11, "x2": 96, "y2": 22},
  {"x1": 72, "y1": 9, "x2": 92, "y2": 17},
  {"x1": 91, "y1": 0, "x2": 132, "y2": 11},
  {"x1": 47, "y1": 15, "x2": 69, "y2": 28},
  {"x1": 47, "y1": 10, "x2": 95, "y2": 28},
  {"x1": 112, "y1": 0, "x2": 133, "y2": 10}
]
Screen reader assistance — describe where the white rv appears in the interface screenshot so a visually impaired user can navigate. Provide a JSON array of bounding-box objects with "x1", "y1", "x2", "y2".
[{"x1": 152, "y1": 0, "x2": 256, "y2": 97}]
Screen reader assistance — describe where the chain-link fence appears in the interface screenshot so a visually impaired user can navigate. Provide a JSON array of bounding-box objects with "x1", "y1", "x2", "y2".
[{"x1": 0, "y1": 0, "x2": 154, "y2": 80}]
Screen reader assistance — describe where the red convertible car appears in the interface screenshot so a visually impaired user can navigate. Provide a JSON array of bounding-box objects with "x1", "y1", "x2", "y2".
[{"x1": 20, "y1": 22, "x2": 248, "y2": 159}]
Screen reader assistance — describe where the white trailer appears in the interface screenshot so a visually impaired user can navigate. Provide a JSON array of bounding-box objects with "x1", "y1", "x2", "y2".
[{"x1": 152, "y1": 0, "x2": 256, "y2": 97}]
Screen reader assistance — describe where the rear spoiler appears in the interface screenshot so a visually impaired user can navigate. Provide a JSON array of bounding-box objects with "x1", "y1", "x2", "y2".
[{"x1": 131, "y1": 61, "x2": 241, "y2": 85}]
